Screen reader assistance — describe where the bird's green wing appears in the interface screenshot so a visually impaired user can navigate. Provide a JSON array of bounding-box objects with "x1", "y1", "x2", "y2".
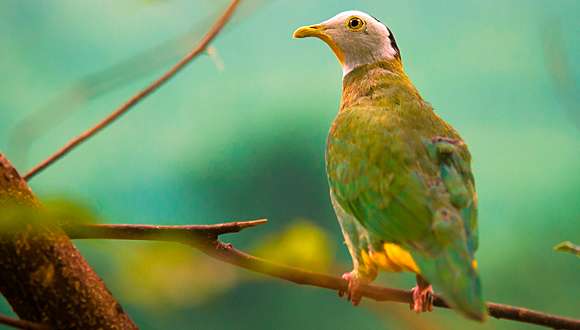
[
  {"x1": 327, "y1": 111, "x2": 478, "y2": 253},
  {"x1": 326, "y1": 107, "x2": 485, "y2": 320},
  {"x1": 327, "y1": 110, "x2": 438, "y2": 253},
  {"x1": 427, "y1": 137, "x2": 479, "y2": 253}
]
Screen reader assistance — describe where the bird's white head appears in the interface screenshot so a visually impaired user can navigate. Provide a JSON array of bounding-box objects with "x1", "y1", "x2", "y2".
[{"x1": 294, "y1": 11, "x2": 401, "y2": 76}]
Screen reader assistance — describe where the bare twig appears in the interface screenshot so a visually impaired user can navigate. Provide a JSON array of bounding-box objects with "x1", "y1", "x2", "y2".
[
  {"x1": 0, "y1": 314, "x2": 52, "y2": 330},
  {"x1": 22, "y1": 0, "x2": 243, "y2": 182},
  {"x1": 64, "y1": 221, "x2": 580, "y2": 330},
  {"x1": 61, "y1": 219, "x2": 266, "y2": 244}
]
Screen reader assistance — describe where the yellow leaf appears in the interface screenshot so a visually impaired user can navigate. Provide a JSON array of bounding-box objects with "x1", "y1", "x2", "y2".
[{"x1": 251, "y1": 218, "x2": 334, "y2": 273}]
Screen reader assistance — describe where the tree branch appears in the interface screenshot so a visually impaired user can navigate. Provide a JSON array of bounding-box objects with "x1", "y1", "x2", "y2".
[
  {"x1": 0, "y1": 314, "x2": 52, "y2": 330},
  {"x1": 64, "y1": 222, "x2": 580, "y2": 330},
  {"x1": 0, "y1": 153, "x2": 138, "y2": 329},
  {"x1": 22, "y1": 0, "x2": 243, "y2": 182},
  {"x1": 61, "y1": 220, "x2": 267, "y2": 244}
]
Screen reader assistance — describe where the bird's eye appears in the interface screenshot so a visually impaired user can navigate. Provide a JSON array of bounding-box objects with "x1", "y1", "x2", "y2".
[{"x1": 347, "y1": 17, "x2": 365, "y2": 31}]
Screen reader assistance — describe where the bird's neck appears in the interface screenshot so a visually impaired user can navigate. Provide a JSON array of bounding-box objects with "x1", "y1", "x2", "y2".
[
  {"x1": 340, "y1": 58, "x2": 425, "y2": 112},
  {"x1": 341, "y1": 43, "x2": 401, "y2": 77}
]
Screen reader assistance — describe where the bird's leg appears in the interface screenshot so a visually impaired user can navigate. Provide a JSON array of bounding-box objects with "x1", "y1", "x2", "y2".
[
  {"x1": 410, "y1": 274, "x2": 434, "y2": 313},
  {"x1": 338, "y1": 270, "x2": 371, "y2": 307}
]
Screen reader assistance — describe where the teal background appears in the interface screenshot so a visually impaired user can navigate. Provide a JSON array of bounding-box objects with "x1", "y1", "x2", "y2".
[{"x1": 1, "y1": 0, "x2": 580, "y2": 329}]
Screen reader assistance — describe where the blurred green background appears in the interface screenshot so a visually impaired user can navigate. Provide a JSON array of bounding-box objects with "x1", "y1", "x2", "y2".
[{"x1": 1, "y1": 0, "x2": 579, "y2": 329}]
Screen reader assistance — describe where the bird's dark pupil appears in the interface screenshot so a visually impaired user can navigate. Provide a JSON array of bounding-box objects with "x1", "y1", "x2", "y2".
[{"x1": 351, "y1": 19, "x2": 359, "y2": 27}]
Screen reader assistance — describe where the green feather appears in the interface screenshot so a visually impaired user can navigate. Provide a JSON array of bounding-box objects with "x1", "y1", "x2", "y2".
[{"x1": 326, "y1": 58, "x2": 485, "y2": 320}]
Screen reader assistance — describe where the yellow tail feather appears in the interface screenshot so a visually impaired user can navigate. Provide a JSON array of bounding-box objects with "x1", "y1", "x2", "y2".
[{"x1": 368, "y1": 243, "x2": 421, "y2": 274}]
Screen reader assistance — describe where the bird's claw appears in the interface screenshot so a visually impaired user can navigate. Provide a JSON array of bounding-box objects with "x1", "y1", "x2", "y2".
[
  {"x1": 338, "y1": 271, "x2": 363, "y2": 306},
  {"x1": 410, "y1": 284, "x2": 434, "y2": 313}
]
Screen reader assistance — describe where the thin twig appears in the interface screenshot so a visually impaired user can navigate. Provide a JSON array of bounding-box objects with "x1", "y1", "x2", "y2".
[
  {"x1": 64, "y1": 221, "x2": 580, "y2": 330},
  {"x1": 22, "y1": 0, "x2": 243, "y2": 182},
  {"x1": 0, "y1": 314, "x2": 52, "y2": 330}
]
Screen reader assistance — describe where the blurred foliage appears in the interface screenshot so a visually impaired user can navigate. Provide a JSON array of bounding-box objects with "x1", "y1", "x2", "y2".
[
  {"x1": 554, "y1": 241, "x2": 580, "y2": 258},
  {"x1": 113, "y1": 241, "x2": 239, "y2": 311},
  {"x1": 0, "y1": 196, "x2": 97, "y2": 236},
  {"x1": 0, "y1": 201, "x2": 37, "y2": 232},
  {"x1": 43, "y1": 198, "x2": 98, "y2": 224},
  {"x1": 251, "y1": 218, "x2": 334, "y2": 273}
]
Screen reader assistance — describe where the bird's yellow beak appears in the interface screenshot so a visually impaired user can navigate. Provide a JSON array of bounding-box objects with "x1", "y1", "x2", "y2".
[
  {"x1": 293, "y1": 25, "x2": 345, "y2": 67},
  {"x1": 293, "y1": 25, "x2": 326, "y2": 39}
]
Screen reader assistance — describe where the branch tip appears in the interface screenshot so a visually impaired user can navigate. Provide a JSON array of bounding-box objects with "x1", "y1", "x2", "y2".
[
  {"x1": 209, "y1": 219, "x2": 267, "y2": 236},
  {"x1": 238, "y1": 219, "x2": 267, "y2": 229}
]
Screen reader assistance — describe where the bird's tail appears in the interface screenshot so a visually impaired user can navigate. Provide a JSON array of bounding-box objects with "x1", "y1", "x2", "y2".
[{"x1": 411, "y1": 246, "x2": 487, "y2": 321}]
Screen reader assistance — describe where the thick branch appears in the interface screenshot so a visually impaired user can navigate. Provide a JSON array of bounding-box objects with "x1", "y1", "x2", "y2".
[
  {"x1": 0, "y1": 153, "x2": 137, "y2": 329},
  {"x1": 22, "y1": 0, "x2": 243, "y2": 181},
  {"x1": 65, "y1": 222, "x2": 580, "y2": 330}
]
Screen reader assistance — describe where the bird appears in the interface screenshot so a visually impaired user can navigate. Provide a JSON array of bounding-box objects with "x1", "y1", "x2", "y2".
[{"x1": 293, "y1": 11, "x2": 486, "y2": 321}]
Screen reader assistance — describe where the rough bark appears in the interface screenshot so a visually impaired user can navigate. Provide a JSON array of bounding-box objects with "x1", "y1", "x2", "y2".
[{"x1": 0, "y1": 151, "x2": 137, "y2": 329}]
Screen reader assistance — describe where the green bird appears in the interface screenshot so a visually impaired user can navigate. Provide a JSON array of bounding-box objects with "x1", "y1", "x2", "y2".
[{"x1": 294, "y1": 11, "x2": 486, "y2": 321}]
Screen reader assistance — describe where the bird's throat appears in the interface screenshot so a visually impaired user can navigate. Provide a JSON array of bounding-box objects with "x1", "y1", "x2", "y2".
[{"x1": 316, "y1": 35, "x2": 345, "y2": 67}]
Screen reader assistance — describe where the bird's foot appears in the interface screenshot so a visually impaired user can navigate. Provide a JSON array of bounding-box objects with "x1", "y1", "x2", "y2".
[
  {"x1": 338, "y1": 271, "x2": 363, "y2": 306},
  {"x1": 410, "y1": 284, "x2": 434, "y2": 313}
]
